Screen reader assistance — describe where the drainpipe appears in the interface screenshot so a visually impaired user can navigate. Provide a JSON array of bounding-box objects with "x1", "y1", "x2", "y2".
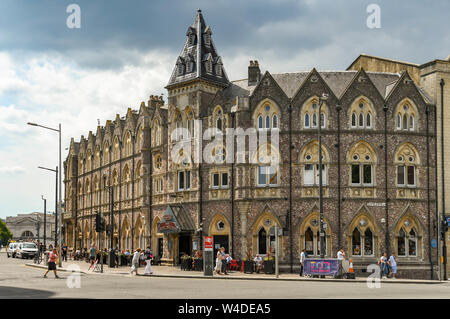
[
  {"x1": 383, "y1": 104, "x2": 390, "y2": 256},
  {"x1": 434, "y1": 102, "x2": 440, "y2": 280},
  {"x1": 440, "y1": 79, "x2": 447, "y2": 280},
  {"x1": 231, "y1": 111, "x2": 236, "y2": 257},
  {"x1": 288, "y1": 104, "x2": 293, "y2": 273},
  {"x1": 426, "y1": 106, "x2": 434, "y2": 280},
  {"x1": 336, "y1": 104, "x2": 342, "y2": 249},
  {"x1": 149, "y1": 121, "x2": 153, "y2": 250},
  {"x1": 131, "y1": 132, "x2": 135, "y2": 251}
]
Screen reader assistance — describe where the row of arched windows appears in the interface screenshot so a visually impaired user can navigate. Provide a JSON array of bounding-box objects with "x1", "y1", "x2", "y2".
[
  {"x1": 251, "y1": 98, "x2": 419, "y2": 131},
  {"x1": 252, "y1": 211, "x2": 421, "y2": 258}
]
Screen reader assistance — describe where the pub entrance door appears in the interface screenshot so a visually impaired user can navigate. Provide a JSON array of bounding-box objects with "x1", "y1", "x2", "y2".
[
  {"x1": 178, "y1": 234, "x2": 191, "y2": 264},
  {"x1": 213, "y1": 235, "x2": 229, "y2": 257}
]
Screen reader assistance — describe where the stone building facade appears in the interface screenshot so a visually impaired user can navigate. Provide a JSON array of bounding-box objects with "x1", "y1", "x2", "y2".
[
  {"x1": 348, "y1": 53, "x2": 450, "y2": 278},
  {"x1": 6, "y1": 212, "x2": 55, "y2": 244},
  {"x1": 63, "y1": 10, "x2": 443, "y2": 279}
]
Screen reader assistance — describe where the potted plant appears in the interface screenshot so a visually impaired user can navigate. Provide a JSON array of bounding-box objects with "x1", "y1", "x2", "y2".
[
  {"x1": 263, "y1": 251, "x2": 275, "y2": 274},
  {"x1": 192, "y1": 251, "x2": 203, "y2": 271},
  {"x1": 180, "y1": 254, "x2": 192, "y2": 271},
  {"x1": 243, "y1": 249, "x2": 254, "y2": 273}
]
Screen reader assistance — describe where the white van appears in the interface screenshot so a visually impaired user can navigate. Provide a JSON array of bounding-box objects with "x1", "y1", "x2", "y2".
[
  {"x1": 7, "y1": 242, "x2": 18, "y2": 258},
  {"x1": 16, "y1": 242, "x2": 38, "y2": 259}
]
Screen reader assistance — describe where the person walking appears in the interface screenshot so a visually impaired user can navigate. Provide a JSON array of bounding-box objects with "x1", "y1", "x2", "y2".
[
  {"x1": 220, "y1": 247, "x2": 228, "y2": 275},
  {"x1": 214, "y1": 249, "x2": 222, "y2": 275},
  {"x1": 378, "y1": 252, "x2": 389, "y2": 279},
  {"x1": 130, "y1": 248, "x2": 142, "y2": 275},
  {"x1": 144, "y1": 246, "x2": 154, "y2": 275},
  {"x1": 389, "y1": 253, "x2": 397, "y2": 279},
  {"x1": 62, "y1": 244, "x2": 68, "y2": 262},
  {"x1": 89, "y1": 243, "x2": 97, "y2": 268},
  {"x1": 299, "y1": 249, "x2": 306, "y2": 277},
  {"x1": 337, "y1": 248, "x2": 345, "y2": 260},
  {"x1": 43, "y1": 248, "x2": 60, "y2": 278}
]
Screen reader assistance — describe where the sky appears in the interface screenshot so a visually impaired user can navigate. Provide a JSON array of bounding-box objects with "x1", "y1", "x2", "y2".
[{"x1": 0, "y1": 0, "x2": 449, "y2": 219}]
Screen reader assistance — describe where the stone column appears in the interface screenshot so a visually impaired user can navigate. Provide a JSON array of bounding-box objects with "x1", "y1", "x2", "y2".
[{"x1": 237, "y1": 201, "x2": 251, "y2": 259}]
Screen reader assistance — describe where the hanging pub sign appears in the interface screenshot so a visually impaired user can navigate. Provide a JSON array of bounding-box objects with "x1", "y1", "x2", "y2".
[
  {"x1": 157, "y1": 206, "x2": 181, "y2": 234},
  {"x1": 304, "y1": 259, "x2": 340, "y2": 276}
]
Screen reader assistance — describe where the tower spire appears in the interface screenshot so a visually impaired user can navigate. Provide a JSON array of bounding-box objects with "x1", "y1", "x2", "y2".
[{"x1": 166, "y1": 10, "x2": 229, "y2": 89}]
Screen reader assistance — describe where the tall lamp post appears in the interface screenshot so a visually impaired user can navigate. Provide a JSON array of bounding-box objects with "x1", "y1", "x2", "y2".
[
  {"x1": 38, "y1": 166, "x2": 58, "y2": 250},
  {"x1": 317, "y1": 93, "x2": 329, "y2": 259},
  {"x1": 41, "y1": 195, "x2": 47, "y2": 249},
  {"x1": 28, "y1": 122, "x2": 63, "y2": 267}
]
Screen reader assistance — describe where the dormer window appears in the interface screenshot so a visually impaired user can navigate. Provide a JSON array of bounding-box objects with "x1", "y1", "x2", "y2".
[
  {"x1": 177, "y1": 63, "x2": 185, "y2": 76},
  {"x1": 215, "y1": 63, "x2": 222, "y2": 76},
  {"x1": 186, "y1": 60, "x2": 194, "y2": 73},
  {"x1": 204, "y1": 33, "x2": 211, "y2": 46},
  {"x1": 206, "y1": 60, "x2": 212, "y2": 73}
]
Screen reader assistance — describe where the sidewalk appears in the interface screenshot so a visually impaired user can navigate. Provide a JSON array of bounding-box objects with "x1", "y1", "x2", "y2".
[{"x1": 24, "y1": 259, "x2": 445, "y2": 284}]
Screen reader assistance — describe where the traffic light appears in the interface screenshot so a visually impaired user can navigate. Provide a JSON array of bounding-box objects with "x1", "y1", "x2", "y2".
[
  {"x1": 441, "y1": 218, "x2": 448, "y2": 241},
  {"x1": 96, "y1": 212, "x2": 105, "y2": 232}
]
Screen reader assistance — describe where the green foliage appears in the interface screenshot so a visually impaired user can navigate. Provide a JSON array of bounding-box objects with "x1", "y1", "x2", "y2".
[{"x1": 0, "y1": 220, "x2": 13, "y2": 245}]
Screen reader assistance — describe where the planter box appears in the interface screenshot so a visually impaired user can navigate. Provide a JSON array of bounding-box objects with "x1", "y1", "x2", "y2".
[
  {"x1": 180, "y1": 258, "x2": 192, "y2": 271},
  {"x1": 193, "y1": 258, "x2": 203, "y2": 271},
  {"x1": 243, "y1": 260, "x2": 254, "y2": 273},
  {"x1": 263, "y1": 260, "x2": 275, "y2": 274}
]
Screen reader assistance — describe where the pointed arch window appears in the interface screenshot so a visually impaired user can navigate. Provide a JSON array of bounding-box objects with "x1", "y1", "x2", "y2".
[
  {"x1": 352, "y1": 228, "x2": 362, "y2": 255},
  {"x1": 359, "y1": 113, "x2": 364, "y2": 127},
  {"x1": 349, "y1": 142, "x2": 376, "y2": 186},
  {"x1": 352, "y1": 227, "x2": 373, "y2": 256},
  {"x1": 305, "y1": 227, "x2": 314, "y2": 255},
  {"x1": 272, "y1": 114, "x2": 278, "y2": 129},
  {"x1": 396, "y1": 114, "x2": 402, "y2": 130},
  {"x1": 258, "y1": 227, "x2": 267, "y2": 255},
  {"x1": 397, "y1": 227, "x2": 417, "y2": 257},
  {"x1": 402, "y1": 114, "x2": 408, "y2": 130},
  {"x1": 186, "y1": 111, "x2": 194, "y2": 139},
  {"x1": 395, "y1": 144, "x2": 418, "y2": 188},
  {"x1": 304, "y1": 113, "x2": 310, "y2": 128},
  {"x1": 396, "y1": 102, "x2": 416, "y2": 132},
  {"x1": 366, "y1": 113, "x2": 372, "y2": 128},
  {"x1": 351, "y1": 112, "x2": 357, "y2": 127},
  {"x1": 255, "y1": 102, "x2": 280, "y2": 130},
  {"x1": 312, "y1": 113, "x2": 317, "y2": 128},
  {"x1": 320, "y1": 113, "x2": 326, "y2": 128},
  {"x1": 350, "y1": 100, "x2": 375, "y2": 129}
]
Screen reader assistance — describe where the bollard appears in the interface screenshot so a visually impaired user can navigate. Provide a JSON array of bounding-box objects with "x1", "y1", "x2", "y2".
[{"x1": 44, "y1": 251, "x2": 49, "y2": 266}]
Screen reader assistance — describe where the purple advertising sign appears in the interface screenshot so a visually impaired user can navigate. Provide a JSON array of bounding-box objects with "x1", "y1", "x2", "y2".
[{"x1": 304, "y1": 259, "x2": 340, "y2": 276}]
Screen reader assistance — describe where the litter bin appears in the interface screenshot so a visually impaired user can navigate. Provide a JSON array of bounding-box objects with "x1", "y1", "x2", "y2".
[{"x1": 44, "y1": 252, "x2": 49, "y2": 266}]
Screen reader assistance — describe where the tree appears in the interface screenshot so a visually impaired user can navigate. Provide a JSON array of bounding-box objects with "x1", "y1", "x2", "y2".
[{"x1": 0, "y1": 220, "x2": 13, "y2": 247}]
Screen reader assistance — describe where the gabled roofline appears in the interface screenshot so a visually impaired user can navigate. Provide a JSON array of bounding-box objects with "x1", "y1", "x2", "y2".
[{"x1": 347, "y1": 54, "x2": 420, "y2": 71}]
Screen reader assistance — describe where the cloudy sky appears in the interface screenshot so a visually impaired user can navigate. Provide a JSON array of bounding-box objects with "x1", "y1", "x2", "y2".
[{"x1": 0, "y1": 0, "x2": 448, "y2": 219}]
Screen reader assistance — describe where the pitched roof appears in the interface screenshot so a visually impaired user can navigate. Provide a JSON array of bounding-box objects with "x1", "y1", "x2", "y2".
[
  {"x1": 231, "y1": 70, "x2": 401, "y2": 99},
  {"x1": 166, "y1": 10, "x2": 229, "y2": 89}
]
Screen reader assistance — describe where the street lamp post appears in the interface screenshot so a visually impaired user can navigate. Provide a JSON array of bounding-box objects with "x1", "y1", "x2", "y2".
[
  {"x1": 317, "y1": 93, "x2": 329, "y2": 259},
  {"x1": 28, "y1": 122, "x2": 63, "y2": 267},
  {"x1": 38, "y1": 166, "x2": 58, "y2": 251},
  {"x1": 41, "y1": 195, "x2": 47, "y2": 249}
]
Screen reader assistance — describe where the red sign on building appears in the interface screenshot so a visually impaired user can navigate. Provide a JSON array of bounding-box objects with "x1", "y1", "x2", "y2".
[{"x1": 204, "y1": 236, "x2": 213, "y2": 251}]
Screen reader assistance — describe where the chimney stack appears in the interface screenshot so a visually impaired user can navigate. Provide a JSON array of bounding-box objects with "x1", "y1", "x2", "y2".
[
  {"x1": 248, "y1": 60, "x2": 261, "y2": 86},
  {"x1": 149, "y1": 95, "x2": 164, "y2": 108}
]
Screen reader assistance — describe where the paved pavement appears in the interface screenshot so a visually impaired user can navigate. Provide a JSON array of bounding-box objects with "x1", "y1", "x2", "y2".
[{"x1": 1, "y1": 251, "x2": 449, "y2": 298}]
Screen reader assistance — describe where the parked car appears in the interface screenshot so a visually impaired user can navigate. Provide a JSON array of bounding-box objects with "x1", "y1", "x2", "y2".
[
  {"x1": 16, "y1": 242, "x2": 38, "y2": 259},
  {"x1": 7, "y1": 243, "x2": 18, "y2": 258}
]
